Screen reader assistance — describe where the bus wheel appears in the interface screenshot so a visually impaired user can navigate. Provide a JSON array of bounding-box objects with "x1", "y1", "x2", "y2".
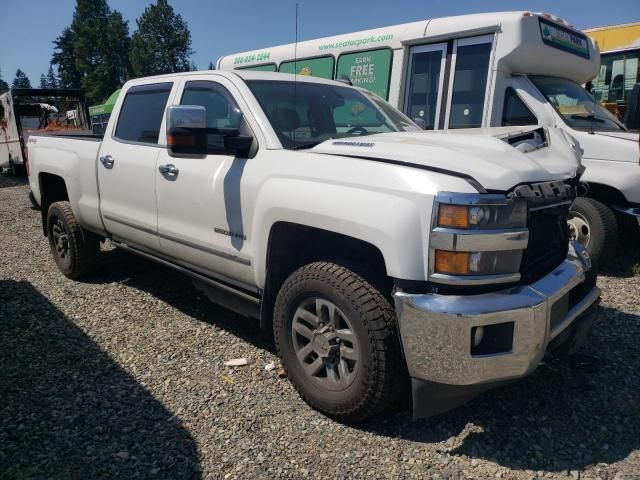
[{"x1": 568, "y1": 197, "x2": 618, "y2": 265}]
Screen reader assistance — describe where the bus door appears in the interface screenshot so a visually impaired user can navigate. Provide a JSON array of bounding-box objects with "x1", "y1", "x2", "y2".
[
  {"x1": 403, "y1": 43, "x2": 447, "y2": 130},
  {"x1": 405, "y1": 35, "x2": 495, "y2": 130}
]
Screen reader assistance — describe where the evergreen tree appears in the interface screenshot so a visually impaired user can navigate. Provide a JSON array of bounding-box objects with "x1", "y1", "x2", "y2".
[
  {"x1": 51, "y1": 27, "x2": 82, "y2": 89},
  {"x1": 208, "y1": 61, "x2": 215, "y2": 70},
  {"x1": 190, "y1": 61, "x2": 198, "y2": 72},
  {"x1": 40, "y1": 74, "x2": 48, "y2": 88},
  {"x1": 12, "y1": 69, "x2": 32, "y2": 89},
  {"x1": 130, "y1": 0, "x2": 194, "y2": 77},
  {"x1": 70, "y1": 0, "x2": 131, "y2": 102},
  {"x1": 46, "y1": 66, "x2": 58, "y2": 88},
  {"x1": 0, "y1": 68, "x2": 8, "y2": 93}
]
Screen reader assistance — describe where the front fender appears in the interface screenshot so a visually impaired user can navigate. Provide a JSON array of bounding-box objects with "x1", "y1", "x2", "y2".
[{"x1": 251, "y1": 177, "x2": 431, "y2": 288}]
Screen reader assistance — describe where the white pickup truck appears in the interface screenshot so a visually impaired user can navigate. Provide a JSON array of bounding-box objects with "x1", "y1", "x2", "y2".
[{"x1": 28, "y1": 71, "x2": 600, "y2": 421}]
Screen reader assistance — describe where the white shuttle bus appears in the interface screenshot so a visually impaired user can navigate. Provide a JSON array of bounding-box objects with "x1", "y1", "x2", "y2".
[{"x1": 217, "y1": 11, "x2": 640, "y2": 264}]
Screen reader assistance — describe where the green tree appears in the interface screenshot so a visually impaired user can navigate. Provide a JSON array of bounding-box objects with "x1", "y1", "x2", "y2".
[
  {"x1": 208, "y1": 61, "x2": 215, "y2": 70},
  {"x1": 0, "y1": 68, "x2": 8, "y2": 93},
  {"x1": 39, "y1": 73, "x2": 48, "y2": 88},
  {"x1": 70, "y1": 0, "x2": 131, "y2": 102},
  {"x1": 45, "y1": 65, "x2": 58, "y2": 88},
  {"x1": 12, "y1": 69, "x2": 32, "y2": 89},
  {"x1": 130, "y1": 0, "x2": 194, "y2": 77},
  {"x1": 51, "y1": 27, "x2": 82, "y2": 89}
]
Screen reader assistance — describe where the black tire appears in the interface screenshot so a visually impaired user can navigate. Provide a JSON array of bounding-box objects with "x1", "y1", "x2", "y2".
[
  {"x1": 46, "y1": 201, "x2": 100, "y2": 279},
  {"x1": 273, "y1": 261, "x2": 407, "y2": 422},
  {"x1": 569, "y1": 197, "x2": 618, "y2": 266}
]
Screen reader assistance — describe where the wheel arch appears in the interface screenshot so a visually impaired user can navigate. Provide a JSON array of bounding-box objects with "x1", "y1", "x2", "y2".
[
  {"x1": 39, "y1": 173, "x2": 69, "y2": 236},
  {"x1": 259, "y1": 222, "x2": 392, "y2": 329}
]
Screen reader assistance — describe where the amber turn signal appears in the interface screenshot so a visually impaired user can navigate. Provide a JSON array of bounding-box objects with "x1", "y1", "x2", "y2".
[
  {"x1": 167, "y1": 134, "x2": 195, "y2": 147},
  {"x1": 434, "y1": 250, "x2": 470, "y2": 275},
  {"x1": 437, "y1": 204, "x2": 469, "y2": 228}
]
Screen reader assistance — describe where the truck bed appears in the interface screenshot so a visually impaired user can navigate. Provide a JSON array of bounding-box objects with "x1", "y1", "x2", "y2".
[{"x1": 35, "y1": 130, "x2": 103, "y2": 141}]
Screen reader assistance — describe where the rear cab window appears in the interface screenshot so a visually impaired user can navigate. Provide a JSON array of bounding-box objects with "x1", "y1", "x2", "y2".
[{"x1": 114, "y1": 82, "x2": 173, "y2": 144}]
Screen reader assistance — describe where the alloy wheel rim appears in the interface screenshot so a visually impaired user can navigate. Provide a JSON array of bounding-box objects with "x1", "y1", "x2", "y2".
[
  {"x1": 52, "y1": 219, "x2": 70, "y2": 260},
  {"x1": 291, "y1": 298, "x2": 359, "y2": 392},
  {"x1": 567, "y1": 213, "x2": 590, "y2": 248}
]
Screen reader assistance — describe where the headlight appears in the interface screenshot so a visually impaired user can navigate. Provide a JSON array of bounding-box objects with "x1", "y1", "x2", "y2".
[
  {"x1": 430, "y1": 193, "x2": 529, "y2": 285},
  {"x1": 437, "y1": 201, "x2": 527, "y2": 229}
]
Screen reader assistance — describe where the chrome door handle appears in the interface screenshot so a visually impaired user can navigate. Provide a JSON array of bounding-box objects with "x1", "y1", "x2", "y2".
[
  {"x1": 159, "y1": 164, "x2": 179, "y2": 175},
  {"x1": 99, "y1": 155, "x2": 114, "y2": 168}
]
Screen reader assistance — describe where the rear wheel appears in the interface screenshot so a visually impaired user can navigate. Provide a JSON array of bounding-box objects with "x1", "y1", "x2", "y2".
[
  {"x1": 273, "y1": 262, "x2": 407, "y2": 422},
  {"x1": 47, "y1": 201, "x2": 100, "y2": 279},
  {"x1": 568, "y1": 197, "x2": 618, "y2": 266}
]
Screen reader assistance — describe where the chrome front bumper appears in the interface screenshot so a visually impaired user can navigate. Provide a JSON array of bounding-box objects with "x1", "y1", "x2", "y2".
[{"x1": 394, "y1": 242, "x2": 600, "y2": 387}]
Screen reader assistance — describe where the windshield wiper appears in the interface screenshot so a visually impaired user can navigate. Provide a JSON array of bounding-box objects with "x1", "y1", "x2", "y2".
[{"x1": 290, "y1": 141, "x2": 322, "y2": 150}]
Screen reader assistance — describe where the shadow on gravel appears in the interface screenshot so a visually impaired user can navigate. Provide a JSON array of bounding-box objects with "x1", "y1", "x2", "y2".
[
  {"x1": 0, "y1": 280, "x2": 201, "y2": 480},
  {"x1": 80, "y1": 247, "x2": 276, "y2": 356},
  {"x1": 600, "y1": 235, "x2": 640, "y2": 278},
  {"x1": 0, "y1": 174, "x2": 28, "y2": 189},
  {"x1": 359, "y1": 304, "x2": 640, "y2": 473}
]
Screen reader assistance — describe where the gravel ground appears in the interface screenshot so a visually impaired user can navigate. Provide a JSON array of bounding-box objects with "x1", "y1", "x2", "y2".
[{"x1": 1, "y1": 174, "x2": 639, "y2": 480}]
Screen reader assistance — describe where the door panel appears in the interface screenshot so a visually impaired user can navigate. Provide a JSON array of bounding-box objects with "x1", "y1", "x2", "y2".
[
  {"x1": 156, "y1": 77, "x2": 254, "y2": 285},
  {"x1": 98, "y1": 82, "x2": 173, "y2": 251},
  {"x1": 445, "y1": 35, "x2": 494, "y2": 129},
  {"x1": 404, "y1": 43, "x2": 447, "y2": 130}
]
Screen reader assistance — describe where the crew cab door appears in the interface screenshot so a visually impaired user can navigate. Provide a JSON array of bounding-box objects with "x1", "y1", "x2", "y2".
[
  {"x1": 155, "y1": 76, "x2": 258, "y2": 287},
  {"x1": 98, "y1": 81, "x2": 175, "y2": 251}
]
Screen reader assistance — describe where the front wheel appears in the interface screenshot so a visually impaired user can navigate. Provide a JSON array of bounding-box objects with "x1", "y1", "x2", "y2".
[
  {"x1": 47, "y1": 201, "x2": 100, "y2": 279},
  {"x1": 273, "y1": 262, "x2": 407, "y2": 422},
  {"x1": 568, "y1": 197, "x2": 618, "y2": 266}
]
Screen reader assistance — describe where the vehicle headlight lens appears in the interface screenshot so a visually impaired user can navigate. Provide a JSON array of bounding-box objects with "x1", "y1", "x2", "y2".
[
  {"x1": 437, "y1": 201, "x2": 527, "y2": 229},
  {"x1": 431, "y1": 194, "x2": 529, "y2": 284}
]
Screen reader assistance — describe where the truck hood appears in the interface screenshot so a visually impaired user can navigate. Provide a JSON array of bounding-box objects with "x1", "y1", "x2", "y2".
[{"x1": 309, "y1": 127, "x2": 579, "y2": 191}]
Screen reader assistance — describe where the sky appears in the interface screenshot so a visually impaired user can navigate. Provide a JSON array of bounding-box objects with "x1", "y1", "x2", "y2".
[{"x1": 1, "y1": 0, "x2": 639, "y2": 86}]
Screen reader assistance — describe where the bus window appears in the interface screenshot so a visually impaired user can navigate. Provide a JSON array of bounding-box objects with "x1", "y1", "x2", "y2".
[
  {"x1": 404, "y1": 44, "x2": 446, "y2": 129},
  {"x1": 336, "y1": 49, "x2": 392, "y2": 99},
  {"x1": 448, "y1": 41, "x2": 492, "y2": 129},
  {"x1": 502, "y1": 87, "x2": 537, "y2": 126},
  {"x1": 592, "y1": 50, "x2": 640, "y2": 106},
  {"x1": 237, "y1": 63, "x2": 277, "y2": 72},
  {"x1": 279, "y1": 56, "x2": 334, "y2": 79}
]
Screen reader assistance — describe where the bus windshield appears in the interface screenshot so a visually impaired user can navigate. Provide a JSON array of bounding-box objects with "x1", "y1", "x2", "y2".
[
  {"x1": 530, "y1": 76, "x2": 625, "y2": 131},
  {"x1": 246, "y1": 80, "x2": 420, "y2": 150}
]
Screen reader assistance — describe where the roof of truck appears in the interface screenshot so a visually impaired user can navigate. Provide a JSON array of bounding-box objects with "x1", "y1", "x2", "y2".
[{"x1": 123, "y1": 70, "x2": 355, "y2": 89}]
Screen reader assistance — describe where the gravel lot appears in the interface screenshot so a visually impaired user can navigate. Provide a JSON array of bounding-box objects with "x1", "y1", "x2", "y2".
[{"x1": 1, "y1": 174, "x2": 639, "y2": 480}]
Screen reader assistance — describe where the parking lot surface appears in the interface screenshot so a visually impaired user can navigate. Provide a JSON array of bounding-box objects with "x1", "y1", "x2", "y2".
[{"x1": 1, "y1": 175, "x2": 639, "y2": 480}]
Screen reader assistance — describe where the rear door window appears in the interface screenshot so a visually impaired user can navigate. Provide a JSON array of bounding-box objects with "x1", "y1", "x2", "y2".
[{"x1": 114, "y1": 82, "x2": 172, "y2": 144}]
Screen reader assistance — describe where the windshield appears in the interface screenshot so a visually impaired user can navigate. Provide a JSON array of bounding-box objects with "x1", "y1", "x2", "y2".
[
  {"x1": 246, "y1": 80, "x2": 420, "y2": 149},
  {"x1": 530, "y1": 76, "x2": 625, "y2": 131}
]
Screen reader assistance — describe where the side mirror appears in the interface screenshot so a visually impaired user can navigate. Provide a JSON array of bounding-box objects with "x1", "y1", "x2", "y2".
[
  {"x1": 167, "y1": 105, "x2": 207, "y2": 156},
  {"x1": 166, "y1": 105, "x2": 253, "y2": 157}
]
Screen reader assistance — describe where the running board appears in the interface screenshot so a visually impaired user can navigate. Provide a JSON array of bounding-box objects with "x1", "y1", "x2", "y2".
[{"x1": 111, "y1": 240, "x2": 261, "y2": 319}]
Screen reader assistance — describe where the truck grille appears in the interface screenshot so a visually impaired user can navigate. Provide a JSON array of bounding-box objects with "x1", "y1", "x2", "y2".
[{"x1": 519, "y1": 203, "x2": 570, "y2": 284}]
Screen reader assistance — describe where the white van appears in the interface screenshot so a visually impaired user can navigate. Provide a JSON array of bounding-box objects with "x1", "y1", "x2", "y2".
[{"x1": 217, "y1": 11, "x2": 640, "y2": 264}]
